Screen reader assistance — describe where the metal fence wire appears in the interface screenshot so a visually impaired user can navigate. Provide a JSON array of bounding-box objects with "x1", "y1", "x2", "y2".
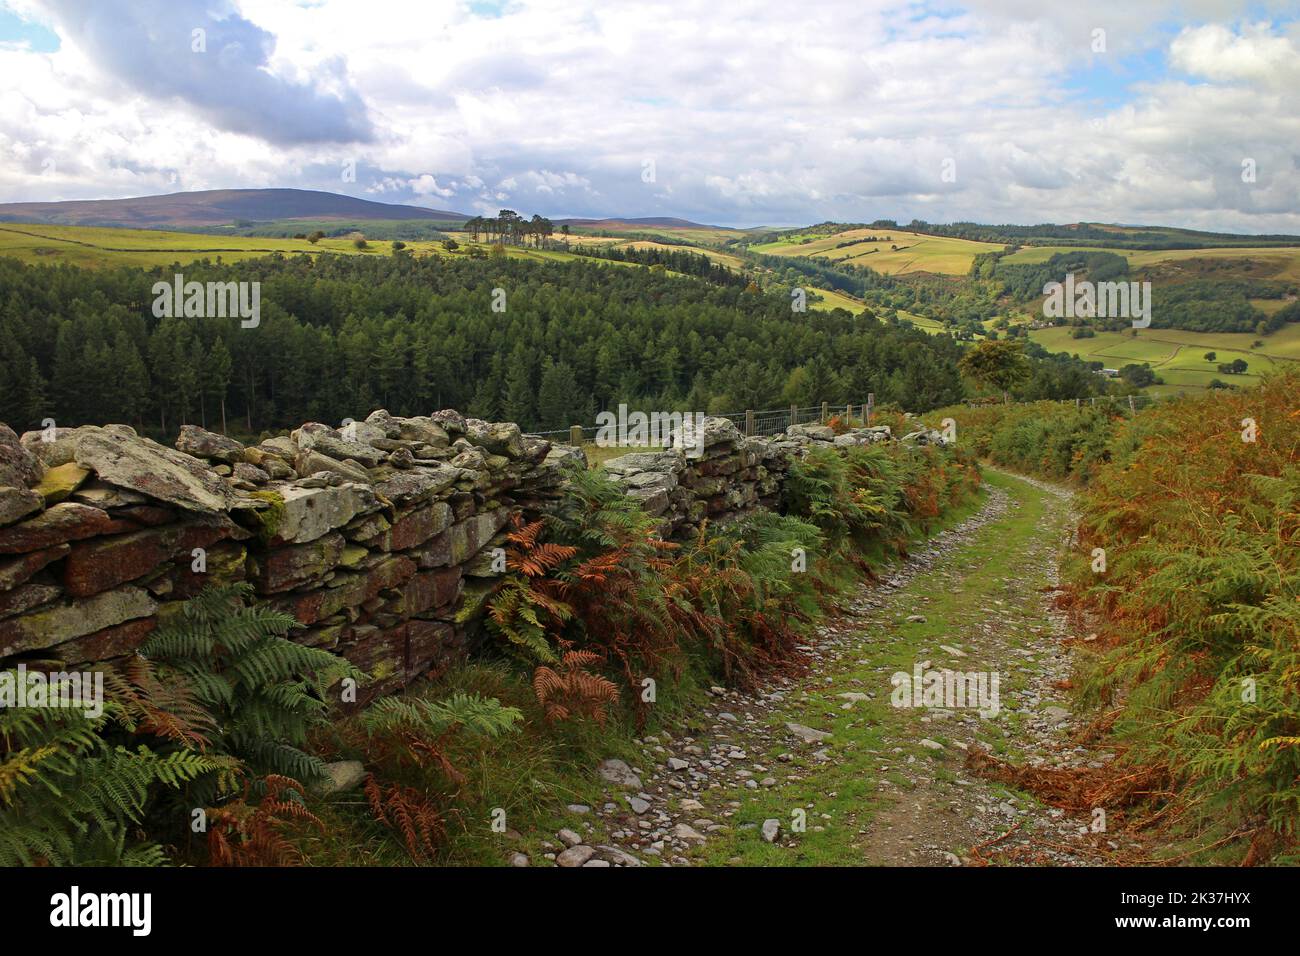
[
  {"x1": 529, "y1": 403, "x2": 862, "y2": 443},
  {"x1": 526, "y1": 393, "x2": 1170, "y2": 444}
]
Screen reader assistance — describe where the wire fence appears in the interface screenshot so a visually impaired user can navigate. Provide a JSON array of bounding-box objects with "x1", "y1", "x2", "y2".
[
  {"x1": 976, "y1": 393, "x2": 1171, "y2": 412},
  {"x1": 528, "y1": 402, "x2": 879, "y2": 444},
  {"x1": 527, "y1": 392, "x2": 1174, "y2": 446}
]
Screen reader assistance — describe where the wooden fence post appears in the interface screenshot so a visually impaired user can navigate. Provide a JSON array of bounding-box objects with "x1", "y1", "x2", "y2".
[
  {"x1": 1128, "y1": 395, "x2": 1136, "y2": 415},
  {"x1": 867, "y1": 393, "x2": 875, "y2": 424},
  {"x1": 745, "y1": 409, "x2": 755, "y2": 437},
  {"x1": 569, "y1": 425, "x2": 583, "y2": 446},
  {"x1": 789, "y1": 404, "x2": 797, "y2": 429},
  {"x1": 820, "y1": 401, "x2": 829, "y2": 423}
]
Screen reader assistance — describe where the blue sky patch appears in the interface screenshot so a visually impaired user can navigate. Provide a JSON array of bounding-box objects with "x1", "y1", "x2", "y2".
[{"x1": 0, "y1": 3, "x2": 59, "y2": 52}]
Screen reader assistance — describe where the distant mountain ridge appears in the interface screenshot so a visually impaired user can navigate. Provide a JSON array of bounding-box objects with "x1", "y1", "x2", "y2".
[
  {"x1": 0, "y1": 188, "x2": 470, "y2": 228},
  {"x1": 555, "y1": 216, "x2": 729, "y2": 230}
]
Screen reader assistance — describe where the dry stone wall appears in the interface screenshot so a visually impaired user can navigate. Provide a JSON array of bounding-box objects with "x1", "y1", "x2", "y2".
[
  {"x1": 600, "y1": 418, "x2": 896, "y2": 537},
  {"x1": 0, "y1": 409, "x2": 942, "y2": 698}
]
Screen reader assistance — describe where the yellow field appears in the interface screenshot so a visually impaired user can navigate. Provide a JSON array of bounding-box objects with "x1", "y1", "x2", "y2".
[
  {"x1": 999, "y1": 243, "x2": 1300, "y2": 281},
  {"x1": 753, "y1": 228, "x2": 1004, "y2": 276},
  {"x1": 604, "y1": 225, "x2": 742, "y2": 244},
  {"x1": 439, "y1": 231, "x2": 750, "y2": 272},
  {"x1": 557, "y1": 223, "x2": 744, "y2": 244}
]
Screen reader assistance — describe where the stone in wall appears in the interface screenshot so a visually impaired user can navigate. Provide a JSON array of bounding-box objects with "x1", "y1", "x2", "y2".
[{"x1": 0, "y1": 585, "x2": 158, "y2": 656}]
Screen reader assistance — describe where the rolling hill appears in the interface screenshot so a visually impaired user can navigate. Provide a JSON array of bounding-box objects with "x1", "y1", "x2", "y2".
[
  {"x1": 556, "y1": 216, "x2": 728, "y2": 230},
  {"x1": 0, "y1": 188, "x2": 470, "y2": 229}
]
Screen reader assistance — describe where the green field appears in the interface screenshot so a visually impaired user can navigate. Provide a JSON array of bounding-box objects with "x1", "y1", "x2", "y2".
[
  {"x1": 0, "y1": 221, "x2": 635, "y2": 271},
  {"x1": 753, "y1": 227, "x2": 1005, "y2": 276},
  {"x1": 1029, "y1": 323, "x2": 1300, "y2": 392},
  {"x1": 0, "y1": 220, "x2": 761, "y2": 311},
  {"x1": 0, "y1": 222, "x2": 438, "y2": 268}
]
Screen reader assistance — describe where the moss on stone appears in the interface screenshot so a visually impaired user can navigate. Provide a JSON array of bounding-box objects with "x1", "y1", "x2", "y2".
[
  {"x1": 34, "y1": 462, "x2": 90, "y2": 505},
  {"x1": 338, "y1": 544, "x2": 368, "y2": 568},
  {"x1": 245, "y1": 490, "x2": 286, "y2": 543}
]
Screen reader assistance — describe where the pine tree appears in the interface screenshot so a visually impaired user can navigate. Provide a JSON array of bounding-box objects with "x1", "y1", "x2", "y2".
[
  {"x1": 112, "y1": 331, "x2": 149, "y2": 428},
  {"x1": 468, "y1": 353, "x2": 504, "y2": 420},
  {"x1": 501, "y1": 345, "x2": 536, "y2": 427},
  {"x1": 23, "y1": 356, "x2": 48, "y2": 429},
  {"x1": 536, "y1": 358, "x2": 579, "y2": 429},
  {"x1": 0, "y1": 333, "x2": 31, "y2": 427},
  {"x1": 50, "y1": 322, "x2": 83, "y2": 423},
  {"x1": 202, "y1": 338, "x2": 233, "y2": 435}
]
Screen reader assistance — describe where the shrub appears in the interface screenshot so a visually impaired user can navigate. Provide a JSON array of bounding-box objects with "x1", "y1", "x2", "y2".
[
  {"x1": 668, "y1": 511, "x2": 825, "y2": 686},
  {"x1": 784, "y1": 442, "x2": 976, "y2": 554},
  {"x1": 936, "y1": 400, "x2": 1122, "y2": 483},
  {"x1": 1064, "y1": 369, "x2": 1300, "y2": 863}
]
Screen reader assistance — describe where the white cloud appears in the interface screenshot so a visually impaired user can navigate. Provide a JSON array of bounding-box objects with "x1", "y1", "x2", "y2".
[
  {"x1": 0, "y1": 0, "x2": 1297, "y2": 231},
  {"x1": 1170, "y1": 21, "x2": 1300, "y2": 83},
  {"x1": 408, "y1": 174, "x2": 454, "y2": 198}
]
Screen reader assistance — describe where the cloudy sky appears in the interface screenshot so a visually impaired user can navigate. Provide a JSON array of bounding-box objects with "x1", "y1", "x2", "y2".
[{"x1": 0, "y1": 0, "x2": 1297, "y2": 230}]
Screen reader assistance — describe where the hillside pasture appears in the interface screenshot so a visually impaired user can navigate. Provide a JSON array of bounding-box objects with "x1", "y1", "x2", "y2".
[
  {"x1": 804, "y1": 288, "x2": 961, "y2": 337},
  {"x1": 0, "y1": 222, "x2": 410, "y2": 268},
  {"x1": 1001, "y1": 242, "x2": 1300, "y2": 282},
  {"x1": 1029, "y1": 323, "x2": 1300, "y2": 393},
  {"x1": 0, "y1": 222, "x2": 641, "y2": 272},
  {"x1": 807, "y1": 286, "x2": 868, "y2": 312},
  {"x1": 564, "y1": 222, "x2": 745, "y2": 244},
  {"x1": 753, "y1": 228, "x2": 1004, "y2": 275}
]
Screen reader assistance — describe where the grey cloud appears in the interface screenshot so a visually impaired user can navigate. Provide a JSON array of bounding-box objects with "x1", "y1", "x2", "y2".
[{"x1": 35, "y1": 0, "x2": 373, "y2": 145}]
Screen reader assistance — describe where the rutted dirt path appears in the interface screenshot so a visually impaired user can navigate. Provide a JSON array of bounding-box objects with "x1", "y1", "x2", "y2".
[{"x1": 533, "y1": 469, "x2": 1146, "y2": 867}]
